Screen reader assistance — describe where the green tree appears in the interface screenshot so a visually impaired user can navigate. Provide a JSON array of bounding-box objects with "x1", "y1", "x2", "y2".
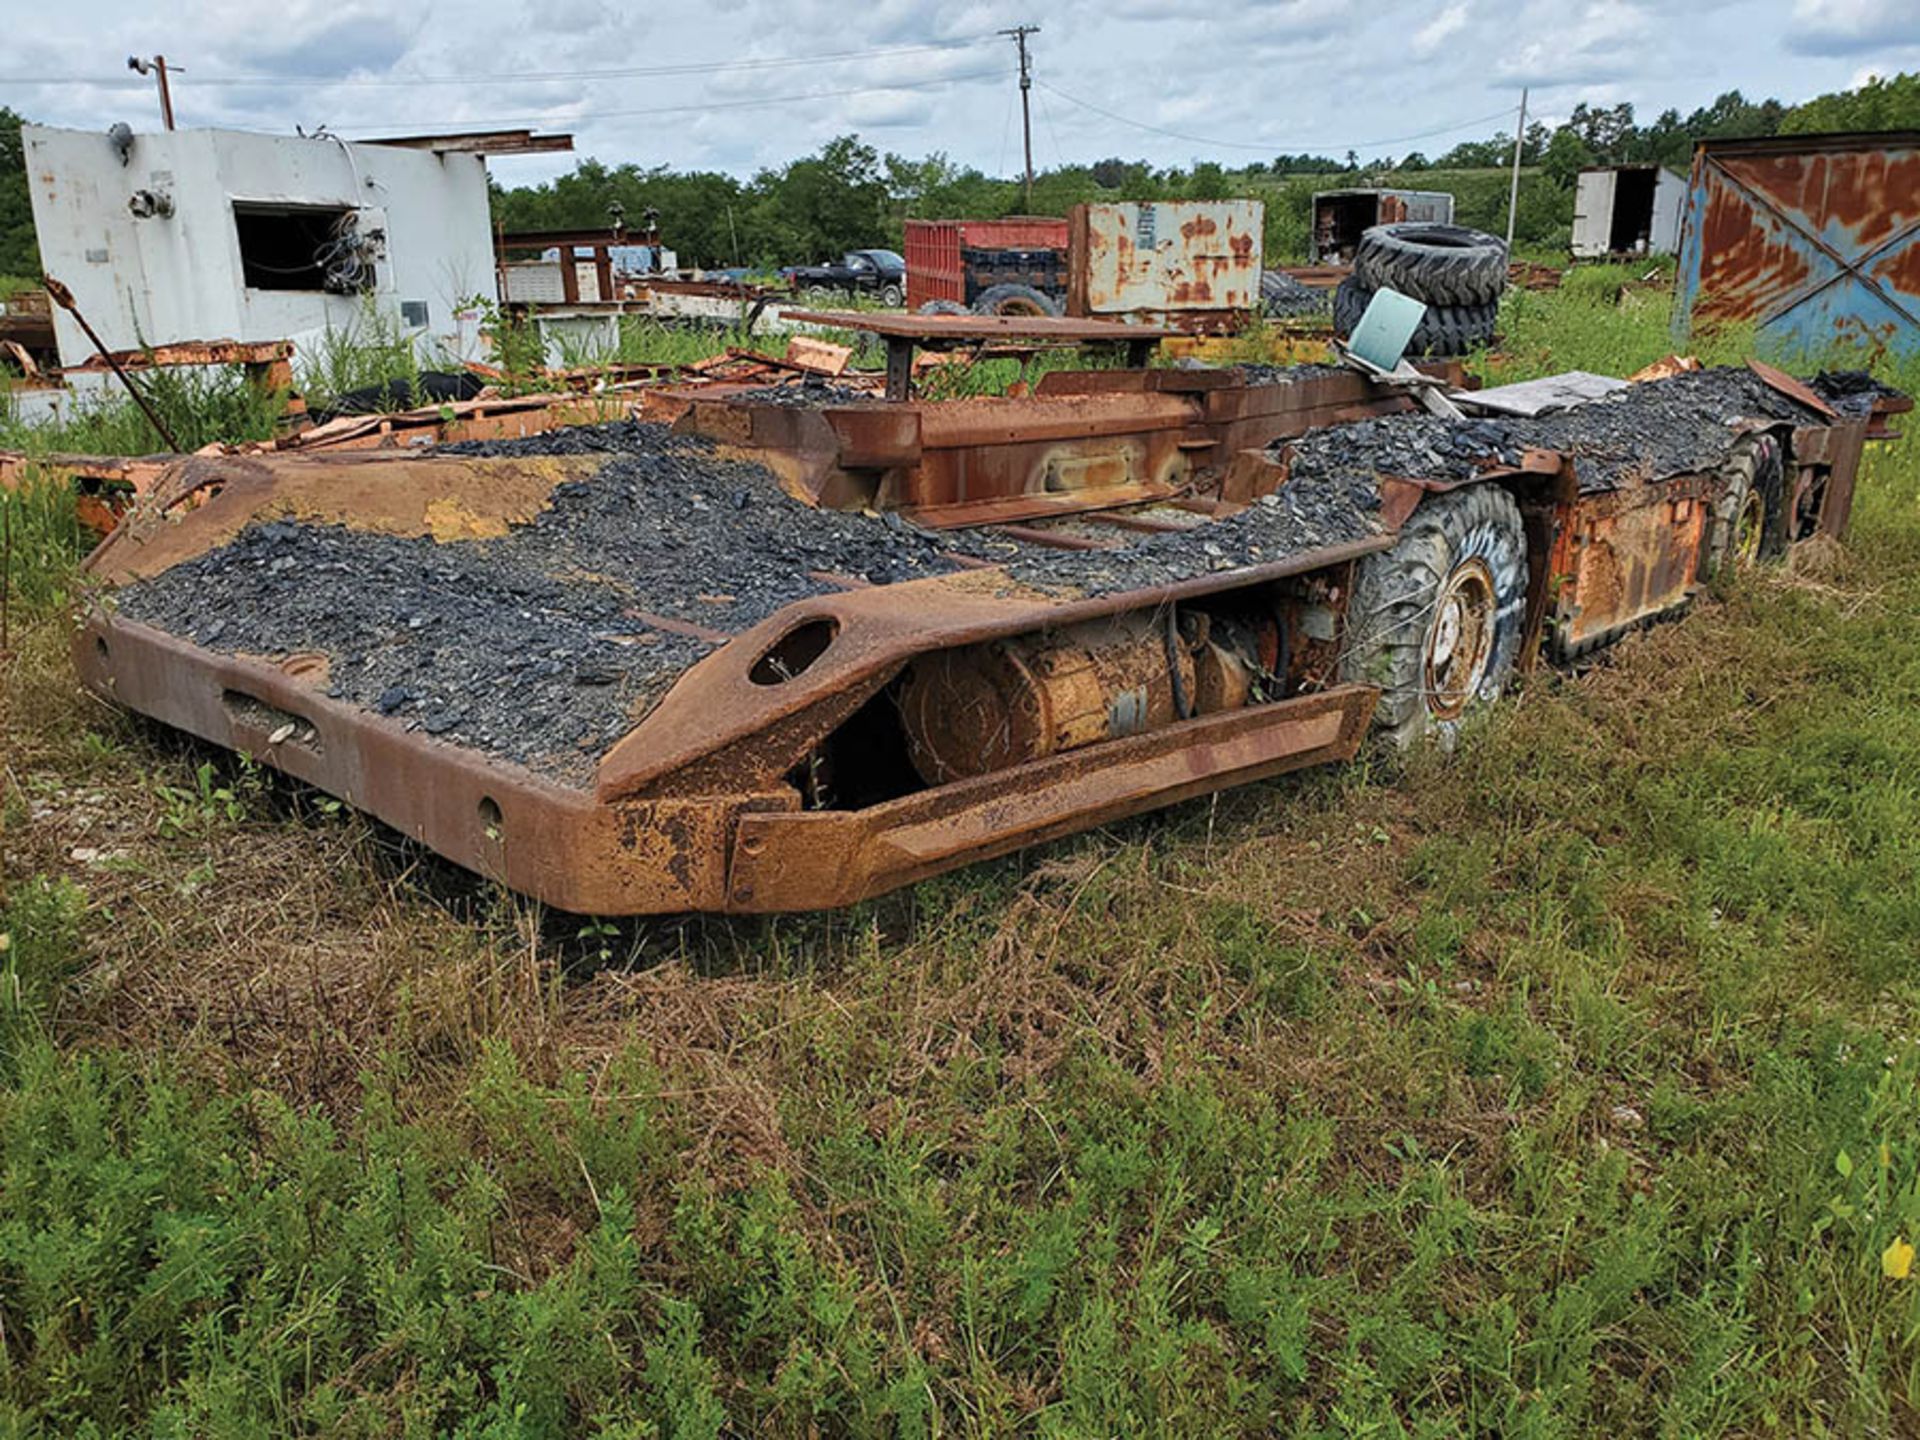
[
  {"x1": 1782, "y1": 72, "x2": 1920, "y2": 134},
  {"x1": 1542, "y1": 127, "x2": 1597, "y2": 188},
  {"x1": 1567, "y1": 101, "x2": 1638, "y2": 161},
  {"x1": 1185, "y1": 162, "x2": 1231, "y2": 200},
  {"x1": 750, "y1": 135, "x2": 889, "y2": 263},
  {"x1": 0, "y1": 107, "x2": 40, "y2": 280}
]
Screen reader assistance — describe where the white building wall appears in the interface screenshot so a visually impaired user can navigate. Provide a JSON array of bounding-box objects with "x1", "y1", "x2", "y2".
[{"x1": 23, "y1": 124, "x2": 495, "y2": 368}]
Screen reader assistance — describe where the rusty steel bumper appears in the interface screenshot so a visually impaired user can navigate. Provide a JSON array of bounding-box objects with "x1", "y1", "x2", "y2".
[{"x1": 75, "y1": 615, "x2": 1375, "y2": 914}]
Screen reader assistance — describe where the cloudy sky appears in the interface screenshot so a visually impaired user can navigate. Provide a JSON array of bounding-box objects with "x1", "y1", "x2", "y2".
[{"x1": 3, "y1": 0, "x2": 1913, "y2": 182}]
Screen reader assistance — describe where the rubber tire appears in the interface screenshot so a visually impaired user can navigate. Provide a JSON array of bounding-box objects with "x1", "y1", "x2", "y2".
[
  {"x1": 973, "y1": 282, "x2": 1061, "y2": 317},
  {"x1": 1341, "y1": 485, "x2": 1528, "y2": 748},
  {"x1": 1259, "y1": 268, "x2": 1329, "y2": 318},
  {"x1": 1705, "y1": 431, "x2": 1786, "y2": 578},
  {"x1": 1333, "y1": 277, "x2": 1497, "y2": 357},
  {"x1": 879, "y1": 282, "x2": 905, "y2": 308},
  {"x1": 917, "y1": 299, "x2": 970, "y2": 316},
  {"x1": 804, "y1": 284, "x2": 834, "y2": 303},
  {"x1": 1353, "y1": 223, "x2": 1509, "y2": 308}
]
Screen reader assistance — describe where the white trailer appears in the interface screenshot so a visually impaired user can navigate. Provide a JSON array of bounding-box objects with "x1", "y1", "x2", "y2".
[{"x1": 1571, "y1": 165, "x2": 1687, "y2": 260}]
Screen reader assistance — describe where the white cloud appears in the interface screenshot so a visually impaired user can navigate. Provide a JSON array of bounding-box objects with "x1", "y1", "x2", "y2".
[
  {"x1": 1787, "y1": 0, "x2": 1915, "y2": 55},
  {"x1": 1413, "y1": 3, "x2": 1470, "y2": 56},
  {"x1": 1497, "y1": 0, "x2": 1656, "y2": 87},
  {"x1": 2, "y1": 0, "x2": 1901, "y2": 182}
]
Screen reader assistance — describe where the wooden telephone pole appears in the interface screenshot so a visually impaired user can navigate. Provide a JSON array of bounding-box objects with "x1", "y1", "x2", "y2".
[
  {"x1": 1505, "y1": 87, "x2": 1528, "y2": 253},
  {"x1": 1000, "y1": 25, "x2": 1039, "y2": 209}
]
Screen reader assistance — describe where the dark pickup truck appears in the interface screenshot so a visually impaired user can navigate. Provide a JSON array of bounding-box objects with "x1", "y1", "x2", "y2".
[{"x1": 781, "y1": 249, "x2": 907, "y2": 308}]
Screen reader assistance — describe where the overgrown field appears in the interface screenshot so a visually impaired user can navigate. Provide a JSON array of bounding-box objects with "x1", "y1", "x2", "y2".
[{"x1": 3, "y1": 281, "x2": 1919, "y2": 1437}]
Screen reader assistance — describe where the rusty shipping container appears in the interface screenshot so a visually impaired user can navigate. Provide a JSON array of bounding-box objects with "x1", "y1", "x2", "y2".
[
  {"x1": 903, "y1": 217, "x2": 1070, "y2": 310},
  {"x1": 1674, "y1": 131, "x2": 1920, "y2": 358},
  {"x1": 1309, "y1": 188, "x2": 1454, "y2": 263},
  {"x1": 1067, "y1": 200, "x2": 1263, "y2": 322}
]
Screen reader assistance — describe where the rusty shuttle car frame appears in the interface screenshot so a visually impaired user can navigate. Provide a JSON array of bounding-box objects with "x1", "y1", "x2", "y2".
[{"x1": 72, "y1": 353, "x2": 1906, "y2": 915}]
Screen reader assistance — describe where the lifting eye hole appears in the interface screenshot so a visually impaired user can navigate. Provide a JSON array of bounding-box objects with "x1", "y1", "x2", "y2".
[
  {"x1": 95, "y1": 636, "x2": 110, "y2": 661},
  {"x1": 478, "y1": 796, "x2": 503, "y2": 833},
  {"x1": 750, "y1": 618, "x2": 839, "y2": 685}
]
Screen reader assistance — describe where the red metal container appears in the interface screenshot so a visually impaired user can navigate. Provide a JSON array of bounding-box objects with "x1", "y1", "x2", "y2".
[{"x1": 904, "y1": 217, "x2": 1070, "y2": 309}]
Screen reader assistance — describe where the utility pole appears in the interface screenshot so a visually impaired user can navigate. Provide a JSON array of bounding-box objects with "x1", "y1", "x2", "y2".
[
  {"x1": 127, "y1": 55, "x2": 179, "y2": 130},
  {"x1": 1505, "y1": 86, "x2": 1528, "y2": 255},
  {"x1": 999, "y1": 24, "x2": 1039, "y2": 209}
]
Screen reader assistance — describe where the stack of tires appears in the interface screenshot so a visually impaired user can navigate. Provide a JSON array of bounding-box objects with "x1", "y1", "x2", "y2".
[{"x1": 1333, "y1": 223, "x2": 1507, "y2": 357}]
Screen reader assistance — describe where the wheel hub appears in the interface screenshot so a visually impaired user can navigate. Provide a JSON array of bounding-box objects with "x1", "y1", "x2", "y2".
[{"x1": 1423, "y1": 558, "x2": 1497, "y2": 720}]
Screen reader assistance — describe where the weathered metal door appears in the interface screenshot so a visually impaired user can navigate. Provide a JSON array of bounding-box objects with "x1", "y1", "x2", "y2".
[
  {"x1": 1572, "y1": 170, "x2": 1617, "y2": 259},
  {"x1": 1649, "y1": 168, "x2": 1687, "y2": 254},
  {"x1": 1674, "y1": 132, "x2": 1920, "y2": 357}
]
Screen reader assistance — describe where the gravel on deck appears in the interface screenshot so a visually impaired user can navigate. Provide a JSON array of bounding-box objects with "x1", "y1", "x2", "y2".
[
  {"x1": 118, "y1": 425, "x2": 978, "y2": 783},
  {"x1": 1280, "y1": 366, "x2": 1835, "y2": 494}
]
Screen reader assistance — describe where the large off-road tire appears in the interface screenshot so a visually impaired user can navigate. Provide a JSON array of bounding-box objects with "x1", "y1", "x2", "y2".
[
  {"x1": 1353, "y1": 223, "x2": 1509, "y2": 308},
  {"x1": 1341, "y1": 485, "x2": 1529, "y2": 747},
  {"x1": 973, "y1": 282, "x2": 1061, "y2": 317},
  {"x1": 1333, "y1": 277, "x2": 1497, "y2": 357},
  {"x1": 917, "y1": 298, "x2": 970, "y2": 316},
  {"x1": 1704, "y1": 430, "x2": 1786, "y2": 578}
]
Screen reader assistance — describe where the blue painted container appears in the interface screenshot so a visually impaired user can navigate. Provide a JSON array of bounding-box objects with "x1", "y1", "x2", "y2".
[{"x1": 1673, "y1": 131, "x2": 1920, "y2": 359}]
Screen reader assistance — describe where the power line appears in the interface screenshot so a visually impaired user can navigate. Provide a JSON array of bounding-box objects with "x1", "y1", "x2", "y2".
[
  {"x1": 0, "y1": 36, "x2": 1001, "y2": 89},
  {"x1": 1036, "y1": 79, "x2": 1520, "y2": 155},
  {"x1": 331, "y1": 69, "x2": 1011, "y2": 135}
]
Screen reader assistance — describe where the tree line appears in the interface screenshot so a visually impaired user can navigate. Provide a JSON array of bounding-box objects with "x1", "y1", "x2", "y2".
[
  {"x1": 2, "y1": 74, "x2": 1916, "y2": 282},
  {"x1": 486, "y1": 76, "x2": 1917, "y2": 269}
]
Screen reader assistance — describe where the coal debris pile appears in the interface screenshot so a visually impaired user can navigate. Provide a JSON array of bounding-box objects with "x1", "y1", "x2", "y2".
[
  {"x1": 1281, "y1": 367, "x2": 1834, "y2": 494},
  {"x1": 727, "y1": 383, "x2": 882, "y2": 408},
  {"x1": 118, "y1": 425, "x2": 977, "y2": 783},
  {"x1": 994, "y1": 473, "x2": 1382, "y2": 598},
  {"x1": 442, "y1": 419, "x2": 665, "y2": 458},
  {"x1": 1812, "y1": 370, "x2": 1904, "y2": 418},
  {"x1": 1235, "y1": 362, "x2": 1349, "y2": 387}
]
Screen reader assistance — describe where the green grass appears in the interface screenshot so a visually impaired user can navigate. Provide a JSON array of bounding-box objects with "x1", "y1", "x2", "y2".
[
  {"x1": 2, "y1": 278, "x2": 1919, "y2": 1436},
  {"x1": 0, "y1": 363, "x2": 285, "y2": 457}
]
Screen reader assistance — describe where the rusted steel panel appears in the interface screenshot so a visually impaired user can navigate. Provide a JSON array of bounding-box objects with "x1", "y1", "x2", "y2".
[
  {"x1": 724, "y1": 684, "x2": 1376, "y2": 912},
  {"x1": 61, "y1": 338, "x2": 293, "y2": 373},
  {"x1": 72, "y1": 618, "x2": 754, "y2": 914},
  {"x1": 1546, "y1": 476, "x2": 1712, "y2": 659},
  {"x1": 1805, "y1": 417, "x2": 1870, "y2": 537},
  {"x1": 1068, "y1": 201, "x2": 1264, "y2": 319},
  {"x1": 784, "y1": 309, "x2": 1172, "y2": 342},
  {"x1": 1674, "y1": 131, "x2": 1920, "y2": 357}
]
